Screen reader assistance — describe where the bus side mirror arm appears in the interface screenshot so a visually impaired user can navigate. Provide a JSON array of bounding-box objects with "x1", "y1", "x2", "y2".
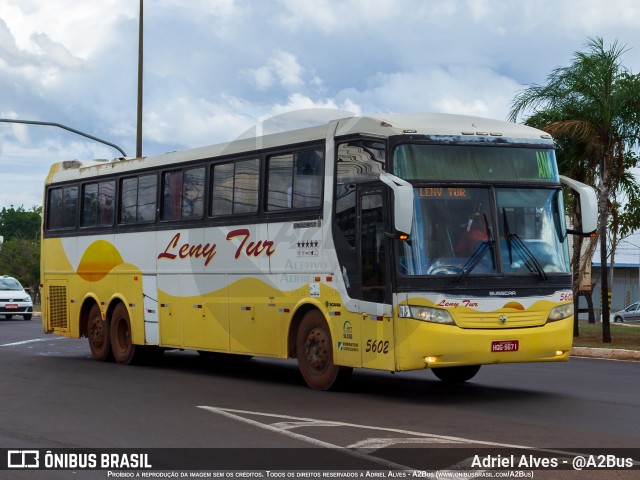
[
  {"x1": 379, "y1": 172, "x2": 413, "y2": 237},
  {"x1": 559, "y1": 175, "x2": 598, "y2": 235}
]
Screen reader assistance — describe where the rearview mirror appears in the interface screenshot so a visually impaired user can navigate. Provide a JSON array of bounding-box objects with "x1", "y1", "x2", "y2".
[
  {"x1": 560, "y1": 176, "x2": 598, "y2": 235},
  {"x1": 379, "y1": 172, "x2": 413, "y2": 236}
]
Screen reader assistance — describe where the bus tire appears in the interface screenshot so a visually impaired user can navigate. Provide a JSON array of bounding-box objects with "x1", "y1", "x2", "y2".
[
  {"x1": 296, "y1": 309, "x2": 351, "y2": 390},
  {"x1": 432, "y1": 365, "x2": 481, "y2": 384},
  {"x1": 110, "y1": 303, "x2": 139, "y2": 365},
  {"x1": 87, "y1": 303, "x2": 112, "y2": 361}
]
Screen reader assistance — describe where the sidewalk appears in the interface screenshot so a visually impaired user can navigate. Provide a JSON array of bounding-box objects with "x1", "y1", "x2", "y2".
[
  {"x1": 571, "y1": 321, "x2": 640, "y2": 361},
  {"x1": 570, "y1": 346, "x2": 640, "y2": 361}
]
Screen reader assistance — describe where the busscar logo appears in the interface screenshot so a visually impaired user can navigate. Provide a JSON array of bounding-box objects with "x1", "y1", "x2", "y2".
[
  {"x1": 8, "y1": 450, "x2": 39, "y2": 468},
  {"x1": 489, "y1": 291, "x2": 517, "y2": 296}
]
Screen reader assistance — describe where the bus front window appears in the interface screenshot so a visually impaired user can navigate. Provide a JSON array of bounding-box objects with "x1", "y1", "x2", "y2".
[
  {"x1": 400, "y1": 187, "x2": 496, "y2": 276},
  {"x1": 398, "y1": 187, "x2": 570, "y2": 276},
  {"x1": 496, "y1": 188, "x2": 569, "y2": 274}
]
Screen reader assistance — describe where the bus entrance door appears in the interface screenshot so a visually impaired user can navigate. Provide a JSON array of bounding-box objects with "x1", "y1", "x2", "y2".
[{"x1": 358, "y1": 189, "x2": 394, "y2": 371}]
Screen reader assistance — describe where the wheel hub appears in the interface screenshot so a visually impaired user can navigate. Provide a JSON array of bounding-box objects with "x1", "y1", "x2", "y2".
[{"x1": 305, "y1": 327, "x2": 329, "y2": 371}]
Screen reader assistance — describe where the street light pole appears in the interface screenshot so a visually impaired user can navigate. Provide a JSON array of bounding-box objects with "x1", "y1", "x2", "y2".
[
  {"x1": 136, "y1": 0, "x2": 143, "y2": 158},
  {"x1": 0, "y1": 118, "x2": 127, "y2": 157}
]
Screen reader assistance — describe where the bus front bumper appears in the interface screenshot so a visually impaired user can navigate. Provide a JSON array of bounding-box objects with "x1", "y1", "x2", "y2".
[{"x1": 395, "y1": 316, "x2": 573, "y2": 371}]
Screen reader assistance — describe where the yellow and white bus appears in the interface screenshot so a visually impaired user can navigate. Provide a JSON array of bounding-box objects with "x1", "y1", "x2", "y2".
[{"x1": 41, "y1": 113, "x2": 597, "y2": 390}]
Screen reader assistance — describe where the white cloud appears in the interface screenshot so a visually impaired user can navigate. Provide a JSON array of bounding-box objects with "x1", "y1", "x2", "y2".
[
  {"x1": 31, "y1": 33, "x2": 84, "y2": 70},
  {"x1": 337, "y1": 65, "x2": 521, "y2": 121},
  {"x1": 247, "y1": 51, "x2": 305, "y2": 90},
  {"x1": 143, "y1": 96, "x2": 256, "y2": 147},
  {"x1": 277, "y1": 0, "x2": 399, "y2": 33},
  {"x1": 0, "y1": 0, "x2": 136, "y2": 57},
  {"x1": 0, "y1": 135, "x2": 117, "y2": 209},
  {"x1": 1, "y1": 0, "x2": 640, "y2": 209}
]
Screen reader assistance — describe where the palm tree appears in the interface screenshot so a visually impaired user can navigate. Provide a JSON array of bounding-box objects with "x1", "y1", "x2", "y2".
[
  {"x1": 509, "y1": 37, "x2": 640, "y2": 343},
  {"x1": 525, "y1": 109, "x2": 599, "y2": 332}
]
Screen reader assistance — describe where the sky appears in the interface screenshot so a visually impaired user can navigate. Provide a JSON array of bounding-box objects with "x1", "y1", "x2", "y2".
[{"x1": 1, "y1": 0, "x2": 640, "y2": 211}]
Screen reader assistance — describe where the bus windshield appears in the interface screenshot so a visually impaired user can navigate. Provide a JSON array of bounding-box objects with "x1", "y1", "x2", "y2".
[{"x1": 399, "y1": 186, "x2": 569, "y2": 276}]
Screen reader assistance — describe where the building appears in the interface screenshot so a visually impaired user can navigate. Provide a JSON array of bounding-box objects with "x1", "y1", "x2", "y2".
[{"x1": 589, "y1": 232, "x2": 640, "y2": 319}]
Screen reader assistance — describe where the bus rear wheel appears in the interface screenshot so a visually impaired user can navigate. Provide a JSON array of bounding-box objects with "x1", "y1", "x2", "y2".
[
  {"x1": 296, "y1": 310, "x2": 351, "y2": 390},
  {"x1": 87, "y1": 304, "x2": 111, "y2": 361},
  {"x1": 110, "y1": 303, "x2": 138, "y2": 365},
  {"x1": 432, "y1": 365, "x2": 481, "y2": 384}
]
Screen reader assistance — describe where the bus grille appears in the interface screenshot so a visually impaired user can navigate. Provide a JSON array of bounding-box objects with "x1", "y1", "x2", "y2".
[
  {"x1": 48, "y1": 285, "x2": 69, "y2": 329},
  {"x1": 454, "y1": 310, "x2": 547, "y2": 328}
]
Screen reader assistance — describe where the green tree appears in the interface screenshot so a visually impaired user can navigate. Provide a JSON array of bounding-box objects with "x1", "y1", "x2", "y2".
[
  {"x1": 0, "y1": 206, "x2": 42, "y2": 302},
  {"x1": 509, "y1": 37, "x2": 640, "y2": 343},
  {"x1": 0, "y1": 206, "x2": 41, "y2": 240},
  {"x1": 0, "y1": 239, "x2": 40, "y2": 302}
]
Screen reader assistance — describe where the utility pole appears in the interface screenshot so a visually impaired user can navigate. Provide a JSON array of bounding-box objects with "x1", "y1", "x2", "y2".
[{"x1": 136, "y1": 0, "x2": 144, "y2": 158}]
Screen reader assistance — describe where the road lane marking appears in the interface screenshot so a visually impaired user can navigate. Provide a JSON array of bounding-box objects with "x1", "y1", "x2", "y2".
[
  {"x1": 197, "y1": 406, "x2": 600, "y2": 467},
  {"x1": 198, "y1": 407, "x2": 523, "y2": 448},
  {"x1": 348, "y1": 437, "x2": 466, "y2": 452},
  {"x1": 1, "y1": 337, "x2": 65, "y2": 347},
  {"x1": 197, "y1": 405, "x2": 413, "y2": 470}
]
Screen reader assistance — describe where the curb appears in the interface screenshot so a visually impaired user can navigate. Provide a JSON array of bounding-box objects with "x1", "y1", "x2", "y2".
[{"x1": 571, "y1": 347, "x2": 640, "y2": 361}]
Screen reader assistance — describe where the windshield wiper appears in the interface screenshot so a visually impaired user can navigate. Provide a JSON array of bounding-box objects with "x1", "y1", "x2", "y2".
[
  {"x1": 502, "y1": 208, "x2": 514, "y2": 265},
  {"x1": 501, "y1": 208, "x2": 547, "y2": 281},
  {"x1": 511, "y1": 234, "x2": 548, "y2": 280},
  {"x1": 458, "y1": 214, "x2": 494, "y2": 281}
]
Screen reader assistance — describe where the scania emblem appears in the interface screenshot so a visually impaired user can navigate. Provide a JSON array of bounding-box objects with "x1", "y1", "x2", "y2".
[{"x1": 499, "y1": 315, "x2": 507, "y2": 325}]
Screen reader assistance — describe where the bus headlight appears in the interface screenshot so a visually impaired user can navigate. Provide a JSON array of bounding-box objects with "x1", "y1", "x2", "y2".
[
  {"x1": 398, "y1": 305, "x2": 455, "y2": 325},
  {"x1": 547, "y1": 303, "x2": 574, "y2": 322}
]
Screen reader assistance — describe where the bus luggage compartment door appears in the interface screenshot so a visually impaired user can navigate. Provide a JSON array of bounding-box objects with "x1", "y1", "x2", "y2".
[{"x1": 142, "y1": 275, "x2": 159, "y2": 344}]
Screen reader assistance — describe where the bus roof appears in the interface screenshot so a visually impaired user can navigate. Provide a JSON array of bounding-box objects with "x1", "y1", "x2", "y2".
[{"x1": 45, "y1": 113, "x2": 553, "y2": 183}]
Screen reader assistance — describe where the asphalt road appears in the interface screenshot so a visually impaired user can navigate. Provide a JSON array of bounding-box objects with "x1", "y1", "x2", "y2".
[{"x1": 1, "y1": 317, "x2": 638, "y2": 479}]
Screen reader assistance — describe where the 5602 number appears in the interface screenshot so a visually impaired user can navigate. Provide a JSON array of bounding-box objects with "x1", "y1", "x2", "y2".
[{"x1": 366, "y1": 339, "x2": 390, "y2": 354}]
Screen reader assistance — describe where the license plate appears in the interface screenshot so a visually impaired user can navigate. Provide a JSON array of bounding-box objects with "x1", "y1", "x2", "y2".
[
  {"x1": 491, "y1": 340, "x2": 519, "y2": 352},
  {"x1": 5, "y1": 304, "x2": 18, "y2": 310}
]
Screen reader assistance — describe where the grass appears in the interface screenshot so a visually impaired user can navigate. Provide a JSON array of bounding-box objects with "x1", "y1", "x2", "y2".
[{"x1": 573, "y1": 321, "x2": 640, "y2": 351}]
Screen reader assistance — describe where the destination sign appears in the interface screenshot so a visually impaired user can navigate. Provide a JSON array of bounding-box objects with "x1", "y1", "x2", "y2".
[{"x1": 418, "y1": 187, "x2": 467, "y2": 198}]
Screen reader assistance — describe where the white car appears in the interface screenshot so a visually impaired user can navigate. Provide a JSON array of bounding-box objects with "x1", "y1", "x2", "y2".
[
  {"x1": 0, "y1": 275, "x2": 33, "y2": 320},
  {"x1": 613, "y1": 301, "x2": 640, "y2": 323}
]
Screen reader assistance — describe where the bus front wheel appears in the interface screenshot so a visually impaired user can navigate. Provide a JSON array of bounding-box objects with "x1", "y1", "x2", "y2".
[
  {"x1": 87, "y1": 303, "x2": 111, "y2": 361},
  {"x1": 110, "y1": 303, "x2": 138, "y2": 365},
  {"x1": 432, "y1": 365, "x2": 481, "y2": 384},
  {"x1": 296, "y1": 310, "x2": 351, "y2": 390}
]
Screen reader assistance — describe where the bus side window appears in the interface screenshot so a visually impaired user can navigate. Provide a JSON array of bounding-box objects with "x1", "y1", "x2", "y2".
[
  {"x1": 267, "y1": 154, "x2": 294, "y2": 210},
  {"x1": 162, "y1": 170, "x2": 183, "y2": 221},
  {"x1": 210, "y1": 159, "x2": 259, "y2": 216},
  {"x1": 211, "y1": 163, "x2": 234, "y2": 216},
  {"x1": 161, "y1": 167, "x2": 204, "y2": 220},
  {"x1": 293, "y1": 149, "x2": 322, "y2": 209},
  {"x1": 81, "y1": 181, "x2": 115, "y2": 227},
  {"x1": 137, "y1": 174, "x2": 157, "y2": 223},
  {"x1": 233, "y1": 158, "x2": 259, "y2": 214},
  {"x1": 120, "y1": 175, "x2": 157, "y2": 224},
  {"x1": 47, "y1": 185, "x2": 78, "y2": 230},
  {"x1": 267, "y1": 149, "x2": 323, "y2": 211},
  {"x1": 181, "y1": 167, "x2": 205, "y2": 219}
]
